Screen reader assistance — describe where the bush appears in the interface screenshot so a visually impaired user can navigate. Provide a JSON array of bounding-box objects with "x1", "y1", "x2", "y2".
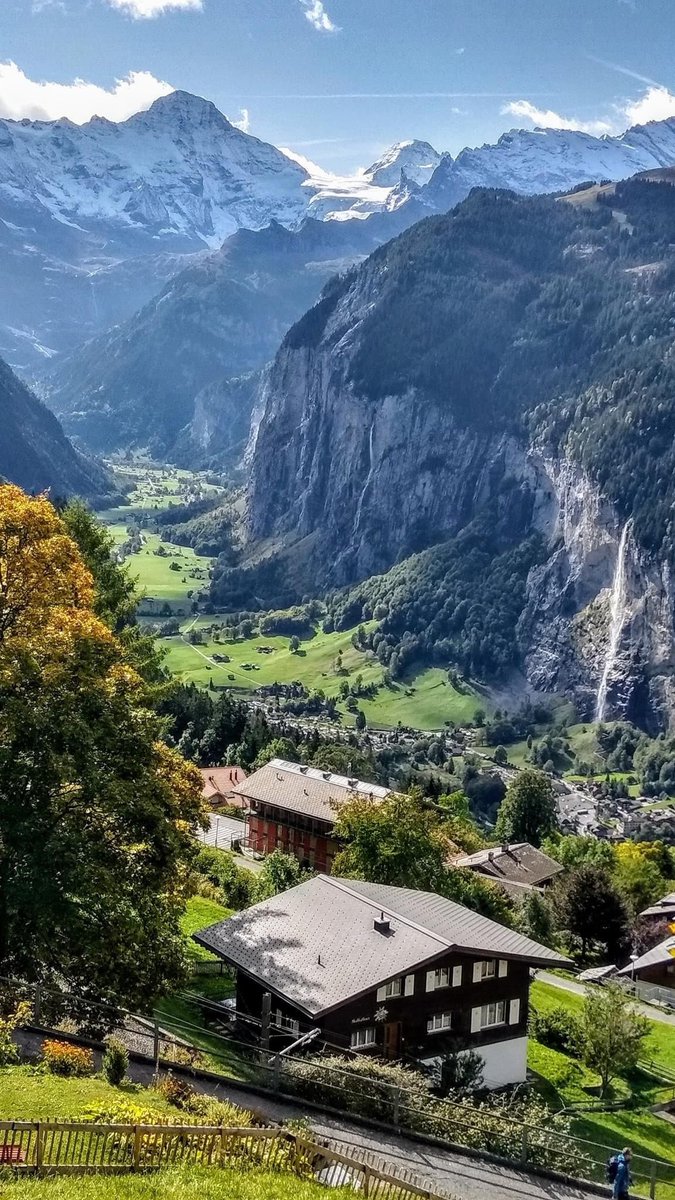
[
  {"x1": 529, "y1": 1006, "x2": 583, "y2": 1057},
  {"x1": 0, "y1": 1000, "x2": 32, "y2": 1068},
  {"x1": 42, "y1": 1039, "x2": 94, "y2": 1077},
  {"x1": 102, "y1": 1036, "x2": 129, "y2": 1086}
]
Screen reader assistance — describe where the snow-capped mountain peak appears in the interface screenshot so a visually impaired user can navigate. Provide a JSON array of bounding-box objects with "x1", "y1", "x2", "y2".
[{"x1": 364, "y1": 139, "x2": 442, "y2": 187}]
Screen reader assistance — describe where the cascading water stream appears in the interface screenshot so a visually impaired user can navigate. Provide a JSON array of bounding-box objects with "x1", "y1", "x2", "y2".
[
  {"x1": 595, "y1": 520, "x2": 631, "y2": 723},
  {"x1": 354, "y1": 423, "x2": 375, "y2": 534}
]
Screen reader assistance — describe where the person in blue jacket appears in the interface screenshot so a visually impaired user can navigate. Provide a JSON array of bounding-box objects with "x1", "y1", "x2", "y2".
[{"x1": 613, "y1": 1148, "x2": 633, "y2": 1199}]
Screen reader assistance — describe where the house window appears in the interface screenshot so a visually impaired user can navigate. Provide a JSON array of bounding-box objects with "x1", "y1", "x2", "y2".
[
  {"x1": 275, "y1": 1010, "x2": 299, "y2": 1037},
  {"x1": 426, "y1": 967, "x2": 452, "y2": 991},
  {"x1": 480, "y1": 1001, "x2": 507, "y2": 1029},
  {"x1": 480, "y1": 960, "x2": 496, "y2": 980},
  {"x1": 377, "y1": 979, "x2": 402, "y2": 1001},
  {"x1": 351, "y1": 1027, "x2": 376, "y2": 1049},
  {"x1": 427, "y1": 1012, "x2": 453, "y2": 1034}
]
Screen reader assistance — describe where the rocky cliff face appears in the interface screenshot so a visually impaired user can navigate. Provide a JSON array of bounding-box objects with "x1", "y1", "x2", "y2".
[{"x1": 245, "y1": 187, "x2": 675, "y2": 727}]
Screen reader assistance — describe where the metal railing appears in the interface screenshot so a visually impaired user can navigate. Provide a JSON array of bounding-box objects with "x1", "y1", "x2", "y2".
[{"x1": 0, "y1": 1122, "x2": 448, "y2": 1197}]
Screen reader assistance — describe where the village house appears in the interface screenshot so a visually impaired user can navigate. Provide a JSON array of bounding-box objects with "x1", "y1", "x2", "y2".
[
  {"x1": 232, "y1": 758, "x2": 392, "y2": 872},
  {"x1": 450, "y1": 843, "x2": 562, "y2": 901},
  {"x1": 639, "y1": 891, "x2": 675, "y2": 924},
  {"x1": 195, "y1": 874, "x2": 569, "y2": 1087},
  {"x1": 200, "y1": 766, "x2": 248, "y2": 810},
  {"x1": 618, "y1": 934, "x2": 675, "y2": 994}
]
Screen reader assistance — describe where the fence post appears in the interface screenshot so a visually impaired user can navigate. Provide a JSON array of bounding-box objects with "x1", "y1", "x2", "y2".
[
  {"x1": 650, "y1": 1160, "x2": 657, "y2": 1200},
  {"x1": 219, "y1": 1126, "x2": 229, "y2": 1167},
  {"x1": 153, "y1": 1022, "x2": 160, "y2": 1074},
  {"x1": 33, "y1": 985, "x2": 42, "y2": 1027},
  {"x1": 521, "y1": 1125, "x2": 528, "y2": 1164},
  {"x1": 133, "y1": 1125, "x2": 142, "y2": 1172},
  {"x1": 363, "y1": 1164, "x2": 371, "y2": 1197},
  {"x1": 35, "y1": 1123, "x2": 44, "y2": 1173},
  {"x1": 392, "y1": 1085, "x2": 400, "y2": 1127}
]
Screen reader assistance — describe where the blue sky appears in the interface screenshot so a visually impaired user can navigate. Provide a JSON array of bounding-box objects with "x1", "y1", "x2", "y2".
[{"x1": 2, "y1": 0, "x2": 675, "y2": 171}]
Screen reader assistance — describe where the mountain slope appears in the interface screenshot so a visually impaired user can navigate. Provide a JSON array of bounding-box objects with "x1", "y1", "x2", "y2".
[
  {"x1": 422, "y1": 117, "x2": 675, "y2": 212},
  {"x1": 0, "y1": 357, "x2": 109, "y2": 498},
  {"x1": 46, "y1": 206, "x2": 427, "y2": 458},
  {"x1": 239, "y1": 180, "x2": 675, "y2": 727}
]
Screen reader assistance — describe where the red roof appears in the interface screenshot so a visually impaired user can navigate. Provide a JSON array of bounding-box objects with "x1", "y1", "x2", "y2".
[{"x1": 200, "y1": 766, "x2": 247, "y2": 800}]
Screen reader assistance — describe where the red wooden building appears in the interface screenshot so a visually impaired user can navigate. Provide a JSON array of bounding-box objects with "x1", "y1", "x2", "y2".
[{"x1": 233, "y1": 758, "x2": 391, "y2": 872}]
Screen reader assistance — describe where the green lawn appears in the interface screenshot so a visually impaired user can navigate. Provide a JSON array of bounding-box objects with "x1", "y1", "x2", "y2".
[
  {"x1": 164, "y1": 624, "x2": 483, "y2": 731},
  {"x1": 529, "y1": 979, "x2": 675, "y2": 1177},
  {"x1": 181, "y1": 896, "x2": 232, "y2": 961},
  {"x1": 97, "y1": 463, "x2": 224, "y2": 524},
  {"x1": 0, "y1": 1067, "x2": 172, "y2": 1121},
  {"x1": 0, "y1": 1166, "x2": 356, "y2": 1199}
]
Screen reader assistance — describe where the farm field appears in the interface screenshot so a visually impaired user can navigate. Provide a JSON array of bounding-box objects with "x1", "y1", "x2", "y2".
[
  {"x1": 163, "y1": 623, "x2": 483, "y2": 730},
  {"x1": 104, "y1": 526, "x2": 212, "y2": 613},
  {"x1": 97, "y1": 462, "x2": 224, "y2": 524}
]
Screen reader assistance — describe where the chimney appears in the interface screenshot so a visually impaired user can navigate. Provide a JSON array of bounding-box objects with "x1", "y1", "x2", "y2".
[{"x1": 373, "y1": 912, "x2": 391, "y2": 936}]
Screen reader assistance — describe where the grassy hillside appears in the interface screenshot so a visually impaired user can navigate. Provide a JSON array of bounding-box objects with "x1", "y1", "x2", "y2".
[
  {"x1": 163, "y1": 623, "x2": 483, "y2": 730},
  {"x1": 0, "y1": 1067, "x2": 173, "y2": 1121}
]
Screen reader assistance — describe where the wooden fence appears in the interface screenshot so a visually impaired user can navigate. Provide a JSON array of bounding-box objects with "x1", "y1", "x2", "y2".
[{"x1": 0, "y1": 1122, "x2": 450, "y2": 1198}]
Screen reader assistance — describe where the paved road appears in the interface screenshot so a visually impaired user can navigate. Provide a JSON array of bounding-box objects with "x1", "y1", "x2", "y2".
[
  {"x1": 128, "y1": 1061, "x2": 602, "y2": 1200},
  {"x1": 536, "y1": 971, "x2": 675, "y2": 1027}
]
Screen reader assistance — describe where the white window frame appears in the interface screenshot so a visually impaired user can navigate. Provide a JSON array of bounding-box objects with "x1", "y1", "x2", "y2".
[
  {"x1": 480, "y1": 959, "x2": 497, "y2": 981},
  {"x1": 351, "y1": 1027, "x2": 376, "y2": 1050},
  {"x1": 377, "y1": 978, "x2": 402, "y2": 1001},
  {"x1": 275, "y1": 1010, "x2": 299, "y2": 1037},
  {"x1": 427, "y1": 1011, "x2": 453, "y2": 1034},
  {"x1": 479, "y1": 1000, "x2": 507, "y2": 1029},
  {"x1": 426, "y1": 967, "x2": 450, "y2": 992}
]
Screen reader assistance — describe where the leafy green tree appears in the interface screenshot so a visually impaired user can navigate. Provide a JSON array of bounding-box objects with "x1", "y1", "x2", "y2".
[
  {"x1": 542, "y1": 834, "x2": 616, "y2": 872},
  {"x1": 333, "y1": 792, "x2": 511, "y2": 922},
  {"x1": 252, "y1": 737, "x2": 300, "y2": 769},
  {"x1": 310, "y1": 744, "x2": 376, "y2": 780},
  {"x1": 495, "y1": 769, "x2": 558, "y2": 847},
  {"x1": 254, "y1": 850, "x2": 306, "y2": 902},
  {"x1": 613, "y1": 842, "x2": 667, "y2": 916},
  {"x1": 581, "y1": 983, "x2": 649, "y2": 1097},
  {"x1": 289, "y1": 635, "x2": 300, "y2": 653},
  {"x1": 493, "y1": 745, "x2": 508, "y2": 766},
  {"x1": 355, "y1": 709, "x2": 367, "y2": 731},
  {"x1": 554, "y1": 865, "x2": 630, "y2": 963},
  {"x1": 518, "y1": 890, "x2": 555, "y2": 948},
  {"x1": 0, "y1": 487, "x2": 205, "y2": 1016}
]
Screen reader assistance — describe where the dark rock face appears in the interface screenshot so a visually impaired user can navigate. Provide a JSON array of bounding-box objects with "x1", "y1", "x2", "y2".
[{"x1": 0, "y1": 357, "x2": 110, "y2": 499}]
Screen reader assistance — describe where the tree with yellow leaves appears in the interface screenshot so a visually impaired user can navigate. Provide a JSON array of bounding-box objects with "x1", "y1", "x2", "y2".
[{"x1": 0, "y1": 485, "x2": 206, "y2": 1015}]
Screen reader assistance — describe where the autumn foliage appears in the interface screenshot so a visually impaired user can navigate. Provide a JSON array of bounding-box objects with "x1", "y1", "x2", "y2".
[{"x1": 0, "y1": 485, "x2": 206, "y2": 1014}]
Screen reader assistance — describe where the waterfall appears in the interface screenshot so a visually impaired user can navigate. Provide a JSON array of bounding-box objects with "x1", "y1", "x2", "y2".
[
  {"x1": 595, "y1": 520, "x2": 631, "y2": 723},
  {"x1": 354, "y1": 423, "x2": 375, "y2": 533}
]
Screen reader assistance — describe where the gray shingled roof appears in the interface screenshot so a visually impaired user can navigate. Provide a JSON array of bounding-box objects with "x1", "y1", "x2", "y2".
[
  {"x1": 639, "y1": 891, "x2": 675, "y2": 919},
  {"x1": 453, "y1": 843, "x2": 563, "y2": 888},
  {"x1": 617, "y1": 935, "x2": 675, "y2": 975},
  {"x1": 194, "y1": 875, "x2": 570, "y2": 1017},
  {"x1": 232, "y1": 758, "x2": 392, "y2": 824}
]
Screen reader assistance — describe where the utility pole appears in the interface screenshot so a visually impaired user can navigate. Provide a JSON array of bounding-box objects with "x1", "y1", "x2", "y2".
[{"x1": 261, "y1": 992, "x2": 272, "y2": 1054}]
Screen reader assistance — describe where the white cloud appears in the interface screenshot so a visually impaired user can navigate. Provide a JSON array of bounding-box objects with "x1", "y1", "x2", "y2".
[
  {"x1": 622, "y1": 85, "x2": 675, "y2": 126},
  {"x1": 232, "y1": 107, "x2": 250, "y2": 133},
  {"x1": 106, "y1": 0, "x2": 202, "y2": 17},
  {"x1": 503, "y1": 100, "x2": 614, "y2": 137},
  {"x1": 0, "y1": 62, "x2": 173, "y2": 123},
  {"x1": 299, "y1": 0, "x2": 338, "y2": 33}
]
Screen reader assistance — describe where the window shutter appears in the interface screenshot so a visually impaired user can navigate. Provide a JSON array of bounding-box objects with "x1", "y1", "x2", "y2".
[
  {"x1": 426, "y1": 970, "x2": 435, "y2": 992},
  {"x1": 404, "y1": 974, "x2": 415, "y2": 996},
  {"x1": 498, "y1": 960, "x2": 508, "y2": 978},
  {"x1": 509, "y1": 998, "x2": 521, "y2": 1025},
  {"x1": 471, "y1": 1006, "x2": 482, "y2": 1033},
  {"x1": 452, "y1": 965, "x2": 462, "y2": 987},
  {"x1": 376, "y1": 985, "x2": 387, "y2": 1002},
  {"x1": 472, "y1": 961, "x2": 482, "y2": 984}
]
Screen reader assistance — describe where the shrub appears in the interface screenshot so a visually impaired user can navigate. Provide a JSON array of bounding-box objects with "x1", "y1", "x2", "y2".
[
  {"x1": 42, "y1": 1039, "x2": 94, "y2": 1077},
  {"x1": 102, "y1": 1036, "x2": 129, "y2": 1086},
  {"x1": 0, "y1": 1000, "x2": 32, "y2": 1068},
  {"x1": 530, "y1": 1006, "x2": 583, "y2": 1057},
  {"x1": 154, "y1": 1071, "x2": 195, "y2": 1109}
]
